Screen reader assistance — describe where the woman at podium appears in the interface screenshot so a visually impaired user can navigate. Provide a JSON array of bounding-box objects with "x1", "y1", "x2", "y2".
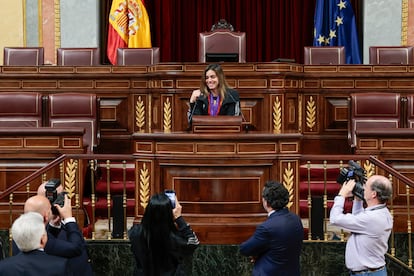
[{"x1": 189, "y1": 64, "x2": 240, "y2": 117}]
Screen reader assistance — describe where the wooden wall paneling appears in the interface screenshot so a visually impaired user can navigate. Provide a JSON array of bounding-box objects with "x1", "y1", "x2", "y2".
[
  {"x1": 131, "y1": 132, "x2": 302, "y2": 243},
  {"x1": 239, "y1": 90, "x2": 267, "y2": 132},
  {"x1": 99, "y1": 95, "x2": 130, "y2": 132},
  {"x1": 323, "y1": 93, "x2": 349, "y2": 131}
]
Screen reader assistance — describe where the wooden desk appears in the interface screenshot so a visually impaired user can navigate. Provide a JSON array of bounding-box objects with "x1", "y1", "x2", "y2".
[
  {"x1": 0, "y1": 127, "x2": 85, "y2": 157},
  {"x1": 132, "y1": 131, "x2": 302, "y2": 244},
  {"x1": 355, "y1": 128, "x2": 414, "y2": 155},
  {"x1": 1, "y1": 63, "x2": 414, "y2": 155},
  {"x1": 0, "y1": 127, "x2": 85, "y2": 201}
]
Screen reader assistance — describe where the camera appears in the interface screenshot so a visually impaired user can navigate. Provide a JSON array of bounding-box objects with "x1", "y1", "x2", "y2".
[
  {"x1": 45, "y1": 178, "x2": 66, "y2": 215},
  {"x1": 336, "y1": 160, "x2": 366, "y2": 201}
]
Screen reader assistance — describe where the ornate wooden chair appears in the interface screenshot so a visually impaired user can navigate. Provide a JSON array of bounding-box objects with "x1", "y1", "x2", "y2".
[
  {"x1": 348, "y1": 92, "x2": 402, "y2": 149},
  {"x1": 3, "y1": 47, "x2": 44, "y2": 66},
  {"x1": 369, "y1": 46, "x2": 414, "y2": 64},
  {"x1": 0, "y1": 92, "x2": 43, "y2": 127},
  {"x1": 116, "y1": 47, "x2": 160, "y2": 65},
  {"x1": 47, "y1": 93, "x2": 99, "y2": 152},
  {"x1": 199, "y1": 19, "x2": 246, "y2": 63},
  {"x1": 57, "y1": 48, "x2": 100, "y2": 66},
  {"x1": 304, "y1": 46, "x2": 345, "y2": 65}
]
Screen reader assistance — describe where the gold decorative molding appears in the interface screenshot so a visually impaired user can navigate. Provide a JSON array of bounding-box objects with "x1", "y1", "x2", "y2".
[
  {"x1": 401, "y1": 0, "x2": 408, "y2": 45},
  {"x1": 283, "y1": 162, "x2": 294, "y2": 209},
  {"x1": 38, "y1": 0, "x2": 43, "y2": 46},
  {"x1": 163, "y1": 97, "x2": 172, "y2": 133},
  {"x1": 363, "y1": 160, "x2": 375, "y2": 178},
  {"x1": 306, "y1": 96, "x2": 316, "y2": 131},
  {"x1": 139, "y1": 163, "x2": 150, "y2": 210},
  {"x1": 135, "y1": 96, "x2": 145, "y2": 132},
  {"x1": 54, "y1": 0, "x2": 61, "y2": 52},
  {"x1": 64, "y1": 159, "x2": 76, "y2": 199},
  {"x1": 272, "y1": 96, "x2": 282, "y2": 134}
]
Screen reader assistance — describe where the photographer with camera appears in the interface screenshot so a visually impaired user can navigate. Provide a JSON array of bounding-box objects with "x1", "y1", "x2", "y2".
[
  {"x1": 13, "y1": 180, "x2": 93, "y2": 276},
  {"x1": 330, "y1": 169, "x2": 393, "y2": 276}
]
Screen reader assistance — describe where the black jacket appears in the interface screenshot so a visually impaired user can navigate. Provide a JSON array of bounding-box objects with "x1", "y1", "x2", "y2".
[
  {"x1": 13, "y1": 222, "x2": 93, "y2": 276},
  {"x1": 0, "y1": 249, "x2": 73, "y2": 276},
  {"x1": 128, "y1": 217, "x2": 199, "y2": 276},
  {"x1": 189, "y1": 88, "x2": 240, "y2": 116}
]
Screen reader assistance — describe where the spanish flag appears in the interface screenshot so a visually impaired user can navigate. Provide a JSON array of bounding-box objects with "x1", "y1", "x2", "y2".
[{"x1": 107, "y1": 0, "x2": 152, "y2": 65}]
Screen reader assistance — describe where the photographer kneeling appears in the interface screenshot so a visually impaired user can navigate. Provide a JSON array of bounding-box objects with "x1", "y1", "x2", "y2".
[{"x1": 330, "y1": 174, "x2": 393, "y2": 276}]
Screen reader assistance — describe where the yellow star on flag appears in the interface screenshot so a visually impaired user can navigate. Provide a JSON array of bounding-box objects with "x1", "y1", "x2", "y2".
[
  {"x1": 335, "y1": 16, "x2": 344, "y2": 26},
  {"x1": 317, "y1": 35, "x2": 325, "y2": 44},
  {"x1": 338, "y1": 0, "x2": 346, "y2": 10}
]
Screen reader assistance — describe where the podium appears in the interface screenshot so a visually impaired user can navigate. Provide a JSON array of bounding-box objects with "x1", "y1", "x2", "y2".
[{"x1": 191, "y1": 115, "x2": 243, "y2": 133}]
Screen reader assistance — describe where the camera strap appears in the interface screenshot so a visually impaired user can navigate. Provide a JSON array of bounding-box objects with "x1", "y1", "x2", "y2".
[{"x1": 368, "y1": 204, "x2": 386, "y2": 211}]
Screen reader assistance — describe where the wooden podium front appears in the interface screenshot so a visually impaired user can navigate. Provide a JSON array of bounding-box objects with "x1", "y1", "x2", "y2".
[
  {"x1": 191, "y1": 115, "x2": 243, "y2": 133},
  {"x1": 132, "y1": 131, "x2": 302, "y2": 244}
]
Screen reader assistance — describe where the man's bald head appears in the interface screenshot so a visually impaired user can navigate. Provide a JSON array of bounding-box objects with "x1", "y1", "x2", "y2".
[{"x1": 24, "y1": 195, "x2": 51, "y2": 223}]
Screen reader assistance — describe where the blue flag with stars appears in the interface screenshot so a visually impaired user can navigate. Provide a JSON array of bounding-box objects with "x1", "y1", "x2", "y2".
[{"x1": 313, "y1": 0, "x2": 361, "y2": 64}]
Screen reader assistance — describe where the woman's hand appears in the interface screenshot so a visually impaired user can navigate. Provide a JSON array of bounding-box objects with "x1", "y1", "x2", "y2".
[
  {"x1": 190, "y1": 89, "x2": 201, "y2": 103},
  {"x1": 173, "y1": 198, "x2": 182, "y2": 220}
]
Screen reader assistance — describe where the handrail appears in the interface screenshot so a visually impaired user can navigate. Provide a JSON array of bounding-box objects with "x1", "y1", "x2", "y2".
[
  {"x1": 0, "y1": 153, "x2": 134, "y2": 200},
  {"x1": 369, "y1": 155, "x2": 414, "y2": 187}
]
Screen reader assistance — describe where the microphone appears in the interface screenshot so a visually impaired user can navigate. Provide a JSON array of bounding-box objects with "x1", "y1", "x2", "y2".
[
  {"x1": 228, "y1": 92, "x2": 249, "y2": 132},
  {"x1": 187, "y1": 100, "x2": 198, "y2": 130}
]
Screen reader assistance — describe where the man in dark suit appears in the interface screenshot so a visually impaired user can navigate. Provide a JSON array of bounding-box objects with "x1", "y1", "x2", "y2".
[
  {"x1": 0, "y1": 211, "x2": 73, "y2": 276},
  {"x1": 240, "y1": 180, "x2": 304, "y2": 276},
  {"x1": 13, "y1": 185, "x2": 93, "y2": 276}
]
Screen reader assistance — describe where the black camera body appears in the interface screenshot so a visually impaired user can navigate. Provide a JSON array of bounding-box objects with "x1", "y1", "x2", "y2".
[
  {"x1": 45, "y1": 178, "x2": 65, "y2": 215},
  {"x1": 336, "y1": 160, "x2": 366, "y2": 201}
]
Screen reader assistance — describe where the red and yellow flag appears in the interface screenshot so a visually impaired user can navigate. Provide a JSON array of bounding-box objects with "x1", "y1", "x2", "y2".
[{"x1": 107, "y1": 0, "x2": 152, "y2": 65}]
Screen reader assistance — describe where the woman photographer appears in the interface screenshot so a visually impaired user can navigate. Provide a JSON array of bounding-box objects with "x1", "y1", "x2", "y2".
[{"x1": 128, "y1": 192, "x2": 199, "y2": 275}]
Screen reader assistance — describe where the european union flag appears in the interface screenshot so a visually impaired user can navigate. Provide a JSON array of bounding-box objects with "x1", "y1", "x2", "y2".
[{"x1": 313, "y1": 0, "x2": 361, "y2": 64}]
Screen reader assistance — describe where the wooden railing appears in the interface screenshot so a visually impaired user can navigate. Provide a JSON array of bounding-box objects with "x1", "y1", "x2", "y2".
[{"x1": 0, "y1": 153, "x2": 413, "y2": 272}]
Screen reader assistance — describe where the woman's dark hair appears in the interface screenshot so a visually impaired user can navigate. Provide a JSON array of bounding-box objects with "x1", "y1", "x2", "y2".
[
  {"x1": 262, "y1": 180, "x2": 289, "y2": 210},
  {"x1": 140, "y1": 193, "x2": 176, "y2": 275},
  {"x1": 199, "y1": 63, "x2": 231, "y2": 99}
]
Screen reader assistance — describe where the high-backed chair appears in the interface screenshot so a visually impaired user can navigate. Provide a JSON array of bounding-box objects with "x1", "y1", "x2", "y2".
[
  {"x1": 48, "y1": 93, "x2": 99, "y2": 152},
  {"x1": 199, "y1": 20, "x2": 246, "y2": 63},
  {"x1": 116, "y1": 47, "x2": 160, "y2": 65},
  {"x1": 406, "y1": 95, "x2": 414, "y2": 128},
  {"x1": 348, "y1": 92, "x2": 402, "y2": 148},
  {"x1": 369, "y1": 46, "x2": 414, "y2": 64},
  {"x1": 0, "y1": 92, "x2": 43, "y2": 127},
  {"x1": 3, "y1": 47, "x2": 44, "y2": 66},
  {"x1": 57, "y1": 48, "x2": 100, "y2": 66},
  {"x1": 304, "y1": 46, "x2": 345, "y2": 65}
]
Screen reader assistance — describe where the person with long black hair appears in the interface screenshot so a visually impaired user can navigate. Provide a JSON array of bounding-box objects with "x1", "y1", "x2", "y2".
[{"x1": 128, "y1": 192, "x2": 199, "y2": 276}]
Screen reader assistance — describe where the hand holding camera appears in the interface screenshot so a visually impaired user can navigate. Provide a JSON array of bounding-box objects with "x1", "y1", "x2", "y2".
[
  {"x1": 165, "y1": 190, "x2": 182, "y2": 220},
  {"x1": 53, "y1": 194, "x2": 72, "y2": 220},
  {"x1": 338, "y1": 179, "x2": 356, "y2": 198},
  {"x1": 336, "y1": 160, "x2": 366, "y2": 201},
  {"x1": 44, "y1": 178, "x2": 71, "y2": 218}
]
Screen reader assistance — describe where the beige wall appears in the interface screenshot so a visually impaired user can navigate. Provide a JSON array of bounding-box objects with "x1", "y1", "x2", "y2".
[{"x1": 0, "y1": 0, "x2": 24, "y2": 64}]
